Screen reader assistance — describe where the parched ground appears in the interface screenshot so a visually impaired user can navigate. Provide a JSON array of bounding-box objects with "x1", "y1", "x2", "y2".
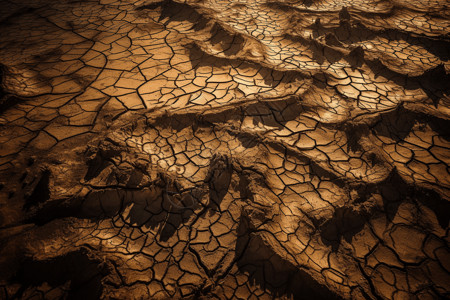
[{"x1": 0, "y1": 0, "x2": 449, "y2": 299}]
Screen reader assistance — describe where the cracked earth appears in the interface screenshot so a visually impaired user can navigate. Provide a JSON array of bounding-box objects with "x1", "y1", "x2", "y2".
[{"x1": 0, "y1": 0, "x2": 449, "y2": 299}]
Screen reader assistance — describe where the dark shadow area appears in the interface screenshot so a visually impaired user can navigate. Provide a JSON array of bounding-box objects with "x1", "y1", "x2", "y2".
[
  {"x1": 0, "y1": 7, "x2": 37, "y2": 26},
  {"x1": 379, "y1": 169, "x2": 450, "y2": 229},
  {"x1": 235, "y1": 132, "x2": 259, "y2": 149},
  {"x1": 428, "y1": 113, "x2": 450, "y2": 142},
  {"x1": 0, "y1": 65, "x2": 11, "y2": 113},
  {"x1": 204, "y1": 154, "x2": 232, "y2": 213},
  {"x1": 137, "y1": 0, "x2": 209, "y2": 29},
  {"x1": 284, "y1": 34, "x2": 328, "y2": 65},
  {"x1": 309, "y1": 19, "x2": 450, "y2": 61},
  {"x1": 378, "y1": 169, "x2": 410, "y2": 222},
  {"x1": 137, "y1": 0, "x2": 246, "y2": 56},
  {"x1": 77, "y1": 181, "x2": 200, "y2": 243},
  {"x1": 232, "y1": 96, "x2": 306, "y2": 134},
  {"x1": 320, "y1": 205, "x2": 370, "y2": 252},
  {"x1": 345, "y1": 46, "x2": 365, "y2": 68},
  {"x1": 415, "y1": 64, "x2": 450, "y2": 106},
  {"x1": 78, "y1": 154, "x2": 229, "y2": 242},
  {"x1": 263, "y1": 1, "x2": 317, "y2": 12},
  {"x1": 84, "y1": 144, "x2": 122, "y2": 181},
  {"x1": 209, "y1": 22, "x2": 245, "y2": 56},
  {"x1": 364, "y1": 59, "x2": 450, "y2": 106},
  {"x1": 373, "y1": 106, "x2": 419, "y2": 142},
  {"x1": 23, "y1": 169, "x2": 51, "y2": 211},
  {"x1": 151, "y1": 93, "x2": 304, "y2": 135},
  {"x1": 303, "y1": 19, "x2": 450, "y2": 100},
  {"x1": 319, "y1": 166, "x2": 450, "y2": 251},
  {"x1": 0, "y1": 95, "x2": 23, "y2": 115},
  {"x1": 151, "y1": 112, "x2": 200, "y2": 132},
  {"x1": 308, "y1": 158, "x2": 348, "y2": 189},
  {"x1": 185, "y1": 42, "x2": 308, "y2": 87},
  {"x1": 121, "y1": 157, "x2": 229, "y2": 241},
  {"x1": 245, "y1": 98, "x2": 302, "y2": 130},
  {"x1": 284, "y1": 31, "x2": 366, "y2": 67},
  {"x1": 28, "y1": 197, "x2": 84, "y2": 226},
  {"x1": 235, "y1": 214, "x2": 343, "y2": 300},
  {"x1": 12, "y1": 248, "x2": 109, "y2": 300},
  {"x1": 341, "y1": 122, "x2": 371, "y2": 152},
  {"x1": 319, "y1": 168, "x2": 450, "y2": 251},
  {"x1": 127, "y1": 179, "x2": 202, "y2": 242},
  {"x1": 415, "y1": 188, "x2": 450, "y2": 230},
  {"x1": 373, "y1": 105, "x2": 450, "y2": 142}
]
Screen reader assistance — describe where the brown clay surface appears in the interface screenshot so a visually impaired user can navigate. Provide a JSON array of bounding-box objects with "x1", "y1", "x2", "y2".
[{"x1": 0, "y1": 0, "x2": 449, "y2": 299}]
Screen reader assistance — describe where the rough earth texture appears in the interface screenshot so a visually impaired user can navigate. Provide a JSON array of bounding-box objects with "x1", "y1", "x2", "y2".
[{"x1": 0, "y1": 0, "x2": 449, "y2": 299}]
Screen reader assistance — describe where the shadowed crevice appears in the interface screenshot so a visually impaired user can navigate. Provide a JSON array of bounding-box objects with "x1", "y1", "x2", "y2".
[
  {"x1": 236, "y1": 214, "x2": 344, "y2": 300},
  {"x1": 13, "y1": 248, "x2": 109, "y2": 300},
  {"x1": 23, "y1": 169, "x2": 51, "y2": 211}
]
